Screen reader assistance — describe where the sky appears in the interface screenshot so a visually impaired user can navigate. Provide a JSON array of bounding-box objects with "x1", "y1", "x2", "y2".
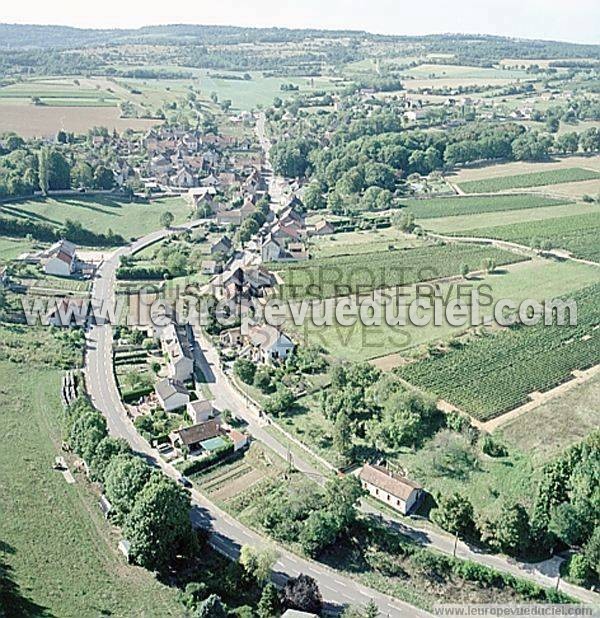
[{"x1": 1, "y1": 0, "x2": 599, "y2": 44}]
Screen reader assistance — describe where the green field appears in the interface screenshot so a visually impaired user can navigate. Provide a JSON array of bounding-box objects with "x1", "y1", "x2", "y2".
[
  {"x1": 0, "y1": 195, "x2": 191, "y2": 241},
  {"x1": 0, "y1": 358, "x2": 178, "y2": 616},
  {"x1": 0, "y1": 236, "x2": 34, "y2": 264},
  {"x1": 309, "y1": 228, "x2": 431, "y2": 258},
  {"x1": 285, "y1": 259, "x2": 600, "y2": 362},
  {"x1": 458, "y1": 167, "x2": 600, "y2": 193},
  {"x1": 420, "y1": 201, "x2": 596, "y2": 234},
  {"x1": 452, "y1": 210, "x2": 600, "y2": 262},
  {"x1": 404, "y1": 194, "x2": 570, "y2": 219},
  {"x1": 398, "y1": 283, "x2": 600, "y2": 420},
  {"x1": 275, "y1": 243, "x2": 524, "y2": 300}
]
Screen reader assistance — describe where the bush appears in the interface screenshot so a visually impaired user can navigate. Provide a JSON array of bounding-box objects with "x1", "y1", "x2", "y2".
[
  {"x1": 233, "y1": 359, "x2": 256, "y2": 385},
  {"x1": 178, "y1": 443, "x2": 236, "y2": 476},
  {"x1": 481, "y1": 435, "x2": 508, "y2": 457}
]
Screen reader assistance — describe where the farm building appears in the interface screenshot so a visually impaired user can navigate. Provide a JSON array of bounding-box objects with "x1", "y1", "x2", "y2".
[
  {"x1": 43, "y1": 239, "x2": 77, "y2": 277},
  {"x1": 359, "y1": 464, "x2": 422, "y2": 515}
]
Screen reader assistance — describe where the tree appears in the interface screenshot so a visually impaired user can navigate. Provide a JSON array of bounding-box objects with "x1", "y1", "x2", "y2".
[
  {"x1": 333, "y1": 410, "x2": 353, "y2": 459},
  {"x1": 257, "y1": 582, "x2": 280, "y2": 618},
  {"x1": 93, "y1": 165, "x2": 115, "y2": 190},
  {"x1": 89, "y1": 436, "x2": 130, "y2": 482},
  {"x1": 124, "y1": 475, "x2": 194, "y2": 571},
  {"x1": 281, "y1": 574, "x2": 322, "y2": 614},
  {"x1": 431, "y1": 493, "x2": 475, "y2": 538},
  {"x1": 69, "y1": 409, "x2": 108, "y2": 463},
  {"x1": 194, "y1": 594, "x2": 227, "y2": 618},
  {"x1": 488, "y1": 502, "x2": 531, "y2": 556},
  {"x1": 72, "y1": 161, "x2": 94, "y2": 188},
  {"x1": 233, "y1": 358, "x2": 256, "y2": 384},
  {"x1": 104, "y1": 454, "x2": 153, "y2": 521},
  {"x1": 38, "y1": 148, "x2": 70, "y2": 192},
  {"x1": 583, "y1": 526, "x2": 600, "y2": 579},
  {"x1": 253, "y1": 367, "x2": 273, "y2": 393},
  {"x1": 160, "y1": 211, "x2": 174, "y2": 228},
  {"x1": 38, "y1": 147, "x2": 50, "y2": 195},
  {"x1": 299, "y1": 510, "x2": 338, "y2": 557},
  {"x1": 263, "y1": 385, "x2": 295, "y2": 417},
  {"x1": 303, "y1": 182, "x2": 326, "y2": 210},
  {"x1": 239, "y1": 545, "x2": 278, "y2": 584}
]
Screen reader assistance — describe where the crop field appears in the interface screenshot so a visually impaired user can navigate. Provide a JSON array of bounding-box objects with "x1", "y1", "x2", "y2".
[
  {"x1": 0, "y1": 195, "x2": 190, "y2": 241},
  {"x1": 274, "y1": 243, "x2": 524, "y2": 300},
  {"x1": 450, "y1": 155, "x2": 600, "y2": 183},
  {"x1": 285, "y1": 259, "x2": 599, "y2": 362},
  {"x1": 0, "y1": 79, "x2": 120, "y2": 106},
  {"x1": 398, "y1": 283, "x2": 600, "y2": 421},
  {"x1": 419, "y1": 201, "x2": 596, "y2": 234},
  {"x1": 0, "y1": 103, "x2": 161, "y2": 138},
  {"x1": 457, "y1": 167, "x2": 600, "y2": 193},
  {"x1": 404, "y1": 194, "x2": 570, "y2": 219},
  {"x1": 498, "y1": 371, "x2": 600, "y2": 462},
  {"x1": 403, "y1": 63, "x2": 529, "y2": 80},
  {"x1": 0, "y1": 360, "x2": 179, "y2": 616},
  {"x1": 452, "y1": 210, "x2": 600, "y2": 262}
]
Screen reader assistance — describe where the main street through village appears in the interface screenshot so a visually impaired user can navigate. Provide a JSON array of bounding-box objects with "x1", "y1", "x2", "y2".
[{"x1": 83, "y1": 113, "x2": 598, "y2": 614}]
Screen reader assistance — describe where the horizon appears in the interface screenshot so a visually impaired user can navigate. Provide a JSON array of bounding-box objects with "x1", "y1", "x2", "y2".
[{"x1": 1, "y1": 0, "x2": 599, "y2": 45}]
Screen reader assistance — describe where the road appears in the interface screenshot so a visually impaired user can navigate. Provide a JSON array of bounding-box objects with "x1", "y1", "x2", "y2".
[{"x1": 84, "y1": 223, "x2": 428, "y2": 617}]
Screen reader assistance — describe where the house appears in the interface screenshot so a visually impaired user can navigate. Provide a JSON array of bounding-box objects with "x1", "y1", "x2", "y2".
[
  {"x1": 210, "y1": 236, "x2": 233, "y2": 256},
  {"x1": 310, "y1": 219, "x2": 334, "y2": 236},
  {"x1": 228, "y1": 429, "x2": 249, "y2": 452},
  {"x1": 161, "y1": 323, "x2": 194, "y2": 381},
  {"x1": 169, "y1": 419, "x2": 222, "y2": 453},
  {"x1": 155, "y1": 378, "x2": 190, "y2": 412},
  {"x1": 403, "y1": 109, "x2": 427, "y2": 122},
  {"x1": 187, "y1": 399, "x2": 220, "y2": 424},
  {"x1": 243, "y1": 266, "x2": 276, "y2": 291},
  {"x1": 187, "y1": 187, "x2": 217, "y2": 210},
  {"x1": 171, "y1": 167, "x2": 196, "y2": 189},
  {"x1": 43, "y1": 239, "x2": 77, "y2": 276},
  {"x1": 201, "y1": 260, "x2": 222, "y2": 275},
  {"x1": 246, "y1": 325, "x2": 295, "y2": 364},
  {"x1": 286, "y1": 242, "x2": 309, "y2": 261},
  {"x1": 219, "y1": 326, "x2": 243, "y2": 348},
  {"x1": 359, "y1": 464, "x2": 422, "y2": 515},
  {"x1": 261, "y1": 235, "x2": 283, "y2": 262},
  {"x1": 271, "y1": 220, "x2": 305, "y2": 242}
]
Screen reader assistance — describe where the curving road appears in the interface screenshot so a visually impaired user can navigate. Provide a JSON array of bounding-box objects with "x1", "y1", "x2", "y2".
[{"x1": 83, "y1": 222, "x2": 429, "y2": 617}]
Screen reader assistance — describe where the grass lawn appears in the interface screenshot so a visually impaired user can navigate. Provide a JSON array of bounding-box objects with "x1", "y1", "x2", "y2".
[
  {"x1": 392, "y1": 430, "x2": 536, "y2": 518},
  {"x1": 0, "y1": 195, "x2": 191, "y2": 242},
  {"x1": 284, "y1": 258, "x2": 599, "y2": 361},
  {"x1": 0, "y1": 236, "x2": 35, "y2": 264},
  {"x1": 457, "y1": 168, "x2": 600, "y2": 193},
  {"x1": 309, "y1": 228, "x2": 430, "y2": 259},
  {"x1": 498, "y1": 371, "x2": 600, "y2": 464},
  {"x1": 419, "y1": 201, "x2": 595, "y2": 234},
  {"x1": 403, "y1": 194, "x2": 569, "y2": 220},
  {"x1": 0, "y1": 361, "x2": 179, "y2": 617}
]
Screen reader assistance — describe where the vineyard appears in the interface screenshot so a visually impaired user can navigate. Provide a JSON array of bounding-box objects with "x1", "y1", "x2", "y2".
[
  {"x1": 399, "y1": 283, "x2": 600, "y2": 421},
  {"x1": 452, "y1": 210, "x2": 600, "y2": 262},
  {"x1": 275, "y1": 242, "x2": 526, "y2": 300},
  {"x1": 404, "y1": 194, "x2": 569, "y2": 219},
  {"x1": 457, "y1": 167, "x2": 600, "y2": 193}
]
